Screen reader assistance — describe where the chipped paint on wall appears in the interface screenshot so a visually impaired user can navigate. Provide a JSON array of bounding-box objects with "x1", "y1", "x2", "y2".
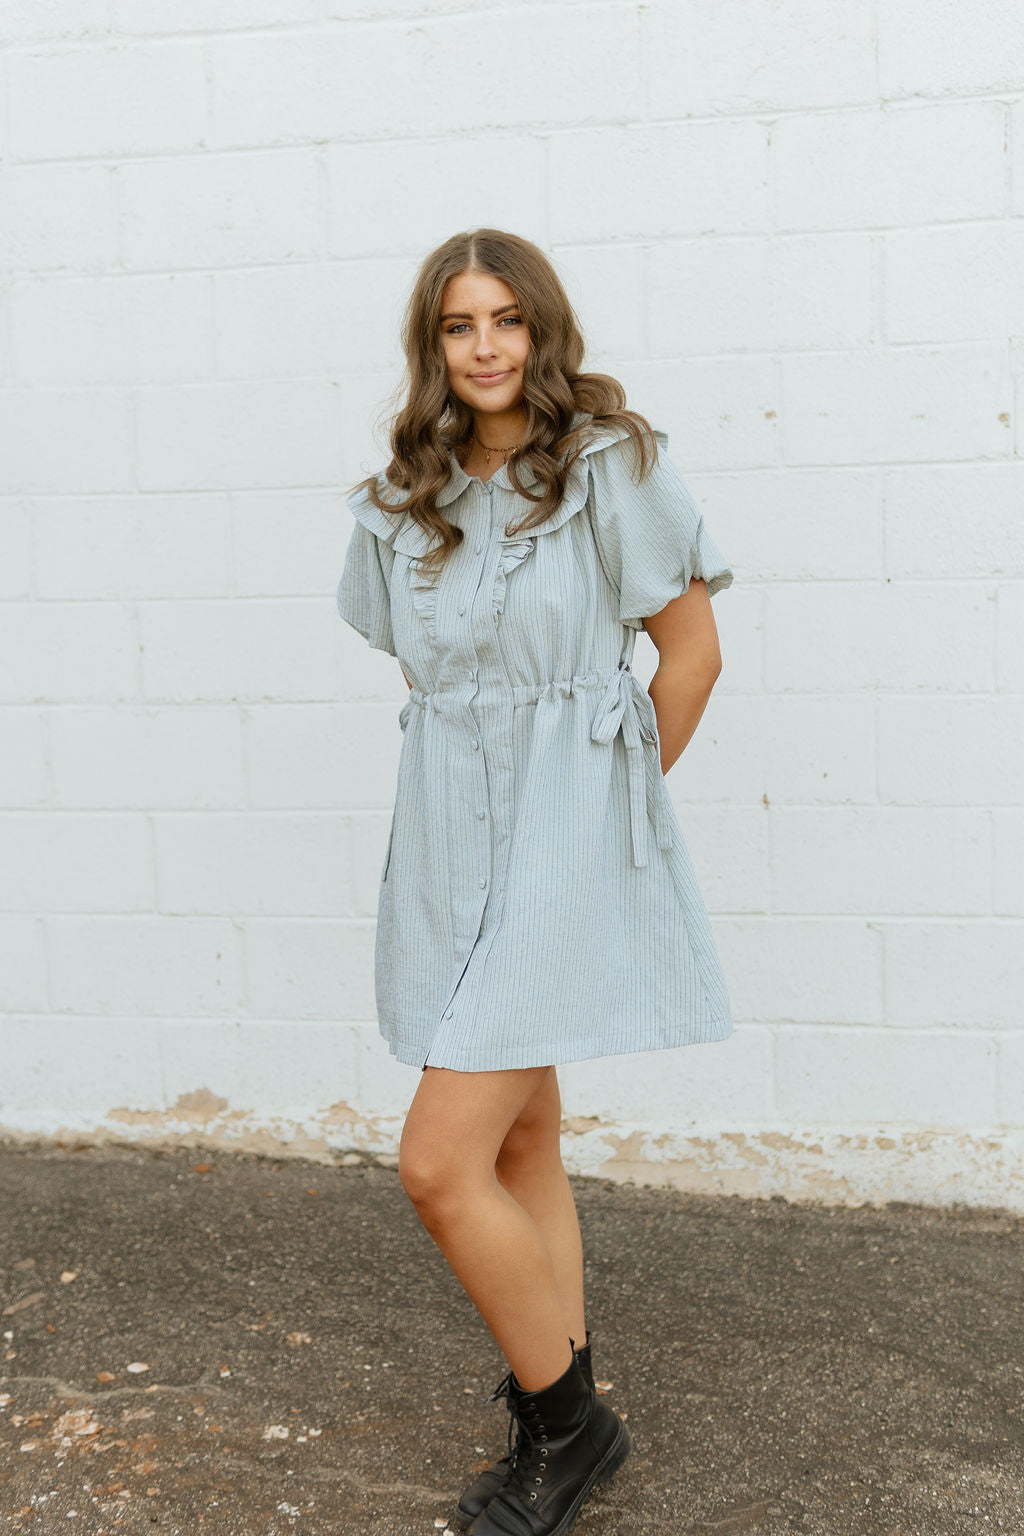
[{"x1": 1, "y1": 1095, "x2": 1022, "y2": 1214}]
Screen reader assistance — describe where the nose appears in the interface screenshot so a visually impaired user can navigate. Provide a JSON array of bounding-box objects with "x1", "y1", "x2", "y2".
[{"x1": 474, "y1": 326, "x2": 500, "y2": 359}]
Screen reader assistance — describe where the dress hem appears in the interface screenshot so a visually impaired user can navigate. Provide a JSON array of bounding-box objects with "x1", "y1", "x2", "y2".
[{"x1": 377, "y1": 1016, "x2": 735, "y2": 1072}]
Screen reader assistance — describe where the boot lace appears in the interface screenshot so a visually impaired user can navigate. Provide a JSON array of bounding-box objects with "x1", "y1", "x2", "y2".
[{"x1": 487, "y1": 1372, "x2": 550, "y2": 1507}]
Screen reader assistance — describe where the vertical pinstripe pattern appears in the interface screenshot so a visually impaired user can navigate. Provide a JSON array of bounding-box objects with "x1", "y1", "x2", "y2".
[{"x1": 336, "y1": 412, "x2": 735, "y2": 1071}]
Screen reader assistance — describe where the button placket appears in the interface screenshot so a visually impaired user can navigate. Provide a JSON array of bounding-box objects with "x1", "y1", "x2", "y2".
[{"x1": 433, "y1": 479, "x2": 506, "y2": 1043}]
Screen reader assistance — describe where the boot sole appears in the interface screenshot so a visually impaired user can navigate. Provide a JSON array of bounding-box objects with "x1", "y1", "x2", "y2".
[{"x1": 454, "y1": 1416, "x2": 633, "y2": 1534}]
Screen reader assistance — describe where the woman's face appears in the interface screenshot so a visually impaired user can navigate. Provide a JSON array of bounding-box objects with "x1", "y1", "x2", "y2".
[{"x1": 439, "y1": 269, "x2": 531, "y2": 419}]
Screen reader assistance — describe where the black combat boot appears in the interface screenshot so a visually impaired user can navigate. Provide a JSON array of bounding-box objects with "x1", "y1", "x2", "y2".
[
  {"x1": 466, "y1": 1353, "x2": 631, "y2": 1536},
  {"x1": 454, "y1": 1335, "x2": 595, "y2": 1529}
]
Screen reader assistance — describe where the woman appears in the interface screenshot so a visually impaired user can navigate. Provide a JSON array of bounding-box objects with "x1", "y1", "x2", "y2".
[{"x1": 337, "y1": 228, "x2": 734, "y2": 1536}]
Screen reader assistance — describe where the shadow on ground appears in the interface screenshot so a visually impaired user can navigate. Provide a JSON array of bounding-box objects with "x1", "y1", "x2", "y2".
[{"x1": 1, "y1": 1143, "x2": 1022, "y2": 1535}]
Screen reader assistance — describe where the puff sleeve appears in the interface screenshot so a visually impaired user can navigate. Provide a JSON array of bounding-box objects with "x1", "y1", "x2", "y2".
[
  {"x1": 336, "y1": 516, "x2": 397, "y2": 657},
  {"x1": 587, "y1": 428, "x2": 733, "y2": 631}
]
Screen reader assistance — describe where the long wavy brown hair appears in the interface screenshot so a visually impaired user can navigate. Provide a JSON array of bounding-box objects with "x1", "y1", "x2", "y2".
[{"x1": 350, "y1": 228, "x2": 660, "y2": 584}]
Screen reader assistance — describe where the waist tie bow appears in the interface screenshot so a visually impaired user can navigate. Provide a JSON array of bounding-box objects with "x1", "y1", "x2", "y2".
[{"x1": 591, "y1": 664, "x2": 675, "y2": 868}]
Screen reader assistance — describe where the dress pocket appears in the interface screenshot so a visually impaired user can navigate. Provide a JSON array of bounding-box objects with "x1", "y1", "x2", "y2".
[{"x1": 381, "y1": 815, "x2": 396, "y2": 883}]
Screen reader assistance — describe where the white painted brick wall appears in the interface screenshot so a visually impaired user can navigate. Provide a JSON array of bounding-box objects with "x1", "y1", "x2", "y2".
[{"x1": 1, "y1": 0, "x2": 1022, "y2": 1211}]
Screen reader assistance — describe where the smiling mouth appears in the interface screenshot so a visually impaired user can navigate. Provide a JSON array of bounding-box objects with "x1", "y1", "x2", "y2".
[{"x1": 472, "y1": 370, "x2": 512, "y2": 382}]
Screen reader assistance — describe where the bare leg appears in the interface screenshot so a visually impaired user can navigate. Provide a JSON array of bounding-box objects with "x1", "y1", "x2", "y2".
[
  {"x1": 399, "y1": 1064, "x2": 574, "y2": 1392},
  {"x1": 494, "y1": 1068, "x2": 587, "y2": 1348}
]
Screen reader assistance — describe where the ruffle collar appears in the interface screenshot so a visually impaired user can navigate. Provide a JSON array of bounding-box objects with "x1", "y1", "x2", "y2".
[{"x1": 345, "y1": 413, "x2": 662, "y2": 554}]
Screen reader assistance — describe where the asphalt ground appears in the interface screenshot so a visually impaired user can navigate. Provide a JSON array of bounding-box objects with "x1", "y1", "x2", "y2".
[{"x1": 1, "y1": 1142, "x2": 1021, "y2": 1536}]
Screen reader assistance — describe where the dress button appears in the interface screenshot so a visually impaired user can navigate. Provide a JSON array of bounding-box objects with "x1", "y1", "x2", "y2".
[
  {"x1": 444, "y1": 1009, "x2": 453, "y2": 1020},
  {"x1": 476, "y1": 808, "x2": 485, "y2": 819},
  {"x1": 471, "y1": 738, "x2": 480, "y2": 750},
  {"x1": 458, "y1": 606, "x2": 466, "y2": 616},
  {"x1": 478, "y1": 877, "x2": 487, "y2": 888},
  {"x1": 474, "y1": 544, "x2": 482, "y2": 555}
]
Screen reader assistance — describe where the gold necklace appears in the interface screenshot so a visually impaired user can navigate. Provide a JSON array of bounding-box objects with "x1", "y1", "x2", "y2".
[{"x1": 472, "y1": 433, "x2": 522, "y2": 466}]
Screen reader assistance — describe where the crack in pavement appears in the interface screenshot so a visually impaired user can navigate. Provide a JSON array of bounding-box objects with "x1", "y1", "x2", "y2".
[{"x1": 0, "y1": 1372, "x2": 223, "y2": 1400}]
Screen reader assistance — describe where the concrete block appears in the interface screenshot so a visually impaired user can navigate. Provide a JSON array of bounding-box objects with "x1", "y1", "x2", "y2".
[
  {"x1": 230, "y1": 491, "x2": 344, "y2": 597},
  {"x1": 993, "y1": 811, "x2": 1024, "y2": 917},
  {"x1": 0, "y1": 164, "x2": 116, "y2": 274},
  {"x1": 666, "y1": 693, "x2": 769, "y2": 806},
  {"x1": 765, "y1": 693, "x2": 877, "y2": 805},
  {"x1": 879, "y1": 698, "x2": 1024, "y2": 806},
  {"x1": 0, "y1": 389, "x2": 132, "y2": 493},
  {"x1": 551, "y1": 242, "x2": 646, "y2": 363},
  {"x1": 0, "y1": 1016, "x2": 164, "y2": 1117},
  {"x1": 243, "y1": 702, "x2": 401, "y2": 810},
  {"x1": 776, "y1": 1025, "x2": 997, "y2": 1127},
  {"x1": 612, "y1": 357, "x2": 778, "y2": 472},
  {"x1": 878, "y1": 0, "x2": 1024, "y2": 95},
  {"x1": 213, "y1": 259, "x2": 412, "y2": 381},
  {"x1": 11, "y1": 272, "x2": 211, "y2": 385},
  {"x1": 0, "y1": 709, "x2": 49, "y2": 806},
  {"x1": 138, "y1": 598, "x2": 338, "y2": 702},
  {"x1": 780, "y1": 345, "x2": 1010, "y2": 465},
  {"x1": 648, "y1": 232, "x2": 871, "y2": 354},
  {"x1": 700, "y1": 463, "x2": 884, "y2": 577},
  {"x1": 116, "y1": 0, "x2": 321, "y2": 31},
  {"x1": 550, "y1": 120, "x2": 770, "y2": 244},
  {"x1": 884, "y1": 465, "x2": 1024, "y2": 578},
  {"x1": 996, "y1": 584, "x2": 1024, "y2": 691},
  {"x1": 884, "y1": 921, "x2": 1023, "y2": 1029},
  {"x1": 326, "y1": 136, "x2": 546, "y2": 259},
  {"x1": 716, "y1": 917, "x2": 884, "y2": 1025},
  {"x1": 242, "y1": 917, "x2": 356, "y2": 1021},
  {"x1": 765, "y1": 581, "x2": 883, "y2": 692},
  {"x1": 50, "y1": 705, "x2": 243, "y2": 808},
  {"x1": 773, "y1": 101, "x2": 1005, "y2": 231},
  {"x1": 676, "y1": 805, "x2": 770, "y2": 915},
  {"x1": 8, "y1": 41, "x2": 206, "y2": 161},
  {"x1": 878, "y1": 582, "x2": 993, "y2": 693},
  {"x1": 157, "y1": 1018, "x2": 355, "y2": 1122},
  {"x1": 0, "y1": 602, "x2": 138, "y2": 703},
  {"x1": 154, "y1": 812, "x2": 349, "y2": 916},
  {"x1": 119, "y1": 151, "x2": 321, "y2": 271},
  {"x1": 997, "y1": 1028, "x2": 1024, "y2": 1127},
  {"x1": 0, "y1": 502, "x2": 31, "y2": 596},
  {"x1": 0, "y1": 0, "x2": 110, "y2": 43},
  {"x1": 559, "y1": 1024, "x2": 773, "y2": 1125},
  {"x1": 34, "y1": 495, "x2": 231, "y2": 598},
  {"x1": 47, "y1": 915, "x2": 241, "y2": 1014},
  {"x1": 0, "y1": 914, "x2": 47, "y2": 1011},
  {"x1": 884, "y1": 223, "x2": 1024, "y2": 345},
  {"x1": 0, "y1": 813, "x2": 153, "y2": 912},
  {"x1": 134, "y1": 380, "x2": 340, "y2": 491},
  {"x1": 770, "y1": 806, "x2": 990, "y2": 915},
  {"x1": 646, "y1": 0, "x2": 874, "y2": 115}
]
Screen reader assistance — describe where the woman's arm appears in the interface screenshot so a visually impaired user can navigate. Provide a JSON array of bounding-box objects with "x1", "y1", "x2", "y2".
[{"x1": 642, "y1": 577, "x2": 723, "y2": 776}]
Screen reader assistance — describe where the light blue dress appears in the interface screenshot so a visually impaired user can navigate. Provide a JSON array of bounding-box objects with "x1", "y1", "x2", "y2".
[{"x1": 336, "y1": 412, "x2": 735, "y2": 1071}]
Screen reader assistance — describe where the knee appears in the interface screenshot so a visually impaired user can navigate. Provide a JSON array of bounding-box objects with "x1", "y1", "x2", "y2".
[{"x1": 398, "y1": 1144, "x2": 465, "y2": 1225}]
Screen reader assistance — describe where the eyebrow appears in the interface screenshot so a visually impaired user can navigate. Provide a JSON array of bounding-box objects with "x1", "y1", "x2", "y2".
[{"x1": 440, "y1": 303, "x2": 520, "y2": 322}]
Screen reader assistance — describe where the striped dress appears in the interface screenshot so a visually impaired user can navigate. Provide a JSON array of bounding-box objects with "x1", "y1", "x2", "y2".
[{"x1": 336, "y1": 411, "x2": 735, "y2": 1071}]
